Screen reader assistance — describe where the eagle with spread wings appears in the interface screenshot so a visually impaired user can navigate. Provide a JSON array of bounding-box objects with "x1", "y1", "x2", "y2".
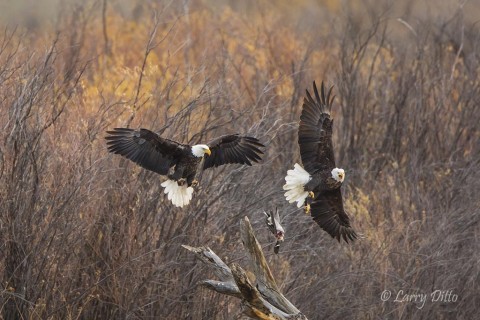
[
  {"x1": 283, "y1": 81, "x2": 358, "y2": 243},
  {"x1": 106, "y1": 128, "x2": 264, "y2": 207}
]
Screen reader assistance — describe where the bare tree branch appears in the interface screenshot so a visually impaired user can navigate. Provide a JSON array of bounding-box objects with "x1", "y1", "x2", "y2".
[{"x1": 181, "y1": 245, "x2": 240, "y2": 298}]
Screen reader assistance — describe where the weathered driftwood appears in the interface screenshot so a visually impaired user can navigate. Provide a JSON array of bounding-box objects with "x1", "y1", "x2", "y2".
[{"x1": 183, "y1": 216, "x2": 308, "y2": 320}]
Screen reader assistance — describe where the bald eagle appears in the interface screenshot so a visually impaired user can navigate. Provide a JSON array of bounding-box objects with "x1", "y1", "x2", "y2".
[
  {"x1": 283, "y1": 82, "x2": 357, "y2": 243},
  {"x1": 106, "y1": 128, "x2": 264, "y2": 207}
]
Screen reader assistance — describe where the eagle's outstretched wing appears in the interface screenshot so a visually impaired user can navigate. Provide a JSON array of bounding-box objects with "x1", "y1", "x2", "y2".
[
  {"x1": 204, "y1": 134, "x2": 264, "y2": 169},
  {"x1": 310, "y1": 188, "x2": 357, "y2": 243},
  {"x1": 105, "y1": 128, "x2": 188, "y2": 175},
  {"x1": 298, "y1": 81, "x2": 336, "y2": 173}
]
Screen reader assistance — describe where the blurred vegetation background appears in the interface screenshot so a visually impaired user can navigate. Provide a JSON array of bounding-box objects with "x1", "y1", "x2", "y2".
[{"x1": 0, "y1": 0, "x2": 479, "y2": 319}]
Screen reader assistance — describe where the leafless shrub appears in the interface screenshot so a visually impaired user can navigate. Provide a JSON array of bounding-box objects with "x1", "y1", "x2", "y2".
[{"x1": 0, "y1": 1, "x2": 479, "y2": 319}]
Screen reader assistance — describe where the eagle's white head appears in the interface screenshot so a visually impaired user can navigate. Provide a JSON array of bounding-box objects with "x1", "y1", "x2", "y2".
[
  {"x1": 331, "y1": 168, "x2": 345, "y2": 183},
  {"x1": 191, "y1": 144, "x2": 211, "y2": 158}
]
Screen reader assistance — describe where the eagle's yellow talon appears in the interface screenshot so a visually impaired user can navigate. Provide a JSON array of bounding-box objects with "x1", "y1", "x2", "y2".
[
  {"x1": 308, "y1": 191, "x2": 315, "y2": 198},
  {"x1": 304, "y1": 203, "x2": 311, "y2": 215},
  {"x1": 191, "y1": 180, "x2": 199, "y2": 187},
  {"x1": 177, "y1": 178, "x2": 186, "y2": 186}
]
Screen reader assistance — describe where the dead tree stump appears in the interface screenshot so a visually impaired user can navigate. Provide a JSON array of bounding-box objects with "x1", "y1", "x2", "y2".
[{"x1": 183, "y1": 216, "x2": 308, "y2": 320}]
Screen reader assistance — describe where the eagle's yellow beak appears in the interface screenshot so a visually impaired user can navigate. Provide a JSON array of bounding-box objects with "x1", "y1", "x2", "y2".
[{"x1": 205, "y1": 148, "x2": 211, "y2": 156}]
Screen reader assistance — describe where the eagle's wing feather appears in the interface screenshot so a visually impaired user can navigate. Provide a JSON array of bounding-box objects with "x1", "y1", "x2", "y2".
[
  {"x1": 299, "y1": 81, "x2": 336, "y2": 173},
  {"x1": 310, "y1": 188, "x2": 357, "y2": 243},
  {"x1": 105, "y1": 128, "x2": 188, "y2": 175},
  {"x1": 204, "y1": 134, "x2": 264, "y2": 169}
]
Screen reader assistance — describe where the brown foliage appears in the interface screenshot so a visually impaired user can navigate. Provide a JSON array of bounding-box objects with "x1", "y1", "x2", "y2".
[{"x1": 0, "y1": 1, "x2": 479, "y2": 319}]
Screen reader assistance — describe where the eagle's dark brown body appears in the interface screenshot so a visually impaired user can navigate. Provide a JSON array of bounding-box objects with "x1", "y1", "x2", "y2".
[
  {"x1": 167, "y1": 153, "x2": 202, "y2": 186},
  {"x1": 304, "y1": 171, "x2": 342, "y2": 194}
]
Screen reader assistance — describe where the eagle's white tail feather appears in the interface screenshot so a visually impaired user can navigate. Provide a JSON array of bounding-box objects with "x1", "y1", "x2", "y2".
[
  {"x1": 283, "y1": 163, "x2": 311, "y2": 208},
  {"x1": 161, "y1": 179, "x2": 194, "y2": 207}
]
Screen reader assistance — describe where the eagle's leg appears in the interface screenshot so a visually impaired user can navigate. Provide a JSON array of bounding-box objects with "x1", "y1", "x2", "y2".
[
  {"x1": 304, "y1": 203, "x2": 311, "y2": 215},
  {"x1": 168, "y1": 167, "x2": 185, "y2": 186},
  {"x1": 304, "y1": 196, "x2": 313, "y2": 215},
  {"x1": 186, "y1": 174, "x2": 198, "y2": 187},
  {"x1": 303, "y1": 179, "x2": 316, "y2": 199}
]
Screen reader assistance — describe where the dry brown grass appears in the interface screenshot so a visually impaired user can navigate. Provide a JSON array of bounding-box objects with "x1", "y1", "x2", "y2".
[{"x1": 0, "y1": 1, "x2": 479, "y2": 319}]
